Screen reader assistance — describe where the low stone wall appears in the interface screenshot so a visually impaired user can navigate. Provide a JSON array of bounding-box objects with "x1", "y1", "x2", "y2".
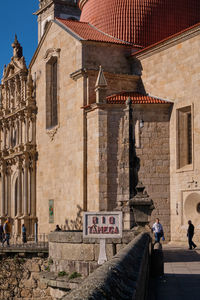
[
  {"x1": 62, "y1": 232, "x2": 151, "y2": 300},
  {"x1": 49, "y1": 230, "x2": 143, "y2": 277},
  {"x1": 0, "y1": 253, "x2": 52, "y2": 300}
]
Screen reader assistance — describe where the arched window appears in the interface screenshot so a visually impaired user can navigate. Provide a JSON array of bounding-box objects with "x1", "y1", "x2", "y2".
[{"x1": 46, "y1": 57, "x2": 58, "y2": 129}]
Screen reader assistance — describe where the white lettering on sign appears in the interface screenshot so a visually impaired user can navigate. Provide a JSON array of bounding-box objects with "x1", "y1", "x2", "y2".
[{"x1": 83, "y1": 212, "x2": 122, "y2": 238}]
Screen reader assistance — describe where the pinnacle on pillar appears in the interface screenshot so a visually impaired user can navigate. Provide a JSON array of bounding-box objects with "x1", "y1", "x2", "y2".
[{"x1": 95, "y1": 65, "x2": 108, "y2": 103}]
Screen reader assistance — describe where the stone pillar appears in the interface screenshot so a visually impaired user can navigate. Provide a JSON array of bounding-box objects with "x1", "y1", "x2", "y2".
[
  {"x1": 8, "y1": 120, "x2": 12, "y2": 149},
  {"x1": 31, "y1": 159, "x2": 36, "y2": 217},
  {"x1": 31, "y1": 114, "x2": 36, "y2": 144},
  {"x1": 20, "y1": 74, "x2": 26, "y2": 104},
  {"x1": 8, "y1": 79, "x2": 15, "y2": 111},
  {"x1": 25, "y1": 112, "x2": 30, "y2": 144},
  {"x1": 17, "y1": 158, "x2": 23, "y2": 216},
  {"x1": 6, "y1": 164, "x2": 11, "y2": 216},
  {"x1": 23, "y1": 155, "x2": 29, "y2": 216},
  {"x1": 19, "y1": 114, "x2": 24, "y2": 146},
  {"x1": 1, "y1": 162, "x2": 6, "y2": 218},
  {"x1": 86, "y1": 105, "x2": 108, "y2": 211},
  {"x1": 0, "y1": 124, "x2": 2, "y2": 151},
  {"x1": 3, "y1": 121, "x2": 7, "y2": 150},
  {"x1": 4, "y1": 82, "x2": 9, "y2": 112},
  {"x1": 117, "y1": 98, "x2": 135, "y2": 206}
]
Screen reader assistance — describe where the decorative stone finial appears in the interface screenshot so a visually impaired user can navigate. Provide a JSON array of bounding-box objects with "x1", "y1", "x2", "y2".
[
  {"x1": 95, "y1": 65, "x2": 107, "y2": 103},
  {"x1": 95, "y1": 65, "x2": 107, "y2": 88},
  {"x1": 12, "y1": 34, "x2": 23, "y2": 59}
]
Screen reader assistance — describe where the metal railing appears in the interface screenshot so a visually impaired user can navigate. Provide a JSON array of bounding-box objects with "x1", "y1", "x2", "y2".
[{"x1": 0, "y1": 233, "x2": 49, "y2": 250}]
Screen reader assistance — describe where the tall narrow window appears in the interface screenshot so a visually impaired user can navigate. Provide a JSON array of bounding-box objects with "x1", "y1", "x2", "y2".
[
  {"x1": 177, "y1": 106, "x2": 192, "y2": 169},
  {"x1": 46, "y1": 57, "x2": 58, "y2": 129}
]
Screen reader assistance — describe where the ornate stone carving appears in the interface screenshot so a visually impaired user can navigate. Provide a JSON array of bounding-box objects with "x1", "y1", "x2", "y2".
[
  {"x1": 0, "y1": 36, "x2": 37, "y2": 235},
  {"x1": 46, "y1": 125, "x2": 59, "y2": 141},
  {"x1": 12, "y1": 34, "x2": 23, "y2": 59},
  {"x1": 43, "y1": 48, "x2": 61, "y2": 61}
]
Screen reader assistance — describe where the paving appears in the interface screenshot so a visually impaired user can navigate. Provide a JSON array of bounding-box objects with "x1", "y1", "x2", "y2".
[{"x1": 148, "y1": 244, "x2": 200, "y2": 300}]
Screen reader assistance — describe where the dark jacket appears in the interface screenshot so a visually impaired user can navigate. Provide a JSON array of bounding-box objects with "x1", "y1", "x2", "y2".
[{"x1": 187, "y1": 223, "x2": 194, "y2": 237}]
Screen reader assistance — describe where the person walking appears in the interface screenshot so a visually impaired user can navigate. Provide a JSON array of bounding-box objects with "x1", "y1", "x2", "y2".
[
  {"x1": 0, "y1": 224, "x2": 4, "y2": 244},
  {"x1": 22, "y1": 224, "x2": 27, "y2": 243},
  {"x1": 187, "y1": 220, "x2": 197, "y2": 250},
  {"x1": 2, "y1": 218, "x2": 11, "y2": 246},
  {"x1": 152, "y1": 218, "x2": 164, "y2": 243}
]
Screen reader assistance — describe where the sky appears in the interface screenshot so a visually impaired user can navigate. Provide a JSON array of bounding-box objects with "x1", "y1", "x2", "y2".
[{"x1": 0, "y1": 1, "x2": 39, "y2": 77}]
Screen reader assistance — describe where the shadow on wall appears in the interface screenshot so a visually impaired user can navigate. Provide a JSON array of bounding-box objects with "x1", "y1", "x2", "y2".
[
  {"x1": 65, "y1": 205, "x2": 83, "y2": 230},
  {"x1": 131, "y1": 57, "x2": 146, "y2": 94}
]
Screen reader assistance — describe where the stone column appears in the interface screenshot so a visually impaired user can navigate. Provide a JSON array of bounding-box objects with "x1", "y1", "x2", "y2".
[
  {"x1": 8, "y1": 120, "x2": 12, "y2": 149},
  {"x1": 8, "y1": 79, "x2": 15, "y2": 111},
  {"x1": 86, "y1": 105, "x2": 108, "y2": 211},
  {"x1": 31, "y1": 114, "x2": 36, "y2": 144},
  {"x1": 25, "y1": 112, "x2": 30, "y2": 144},
  {"x1": 17, "y1": 158, "x2": 23, "y2": 216},
  {"x1": 4, "y1": 82, "x2": 9, "y2": 112},
  {"x1": 16, "y1": 120, "x2": 19, "y2": 145},
  {"x1": 15, "y1": 76, "x2": 21, "y2": 109},
  {"x1": 117, "y1": 98, "x2": 135, "y2": 206},
  {"x1": 0, "y1": 124, "x2": 2, "y2": 151},
  {"x1": 19, "y1": 114, "x2": 24, "y2": 146},
  {"x1": 6, "y1": 164, "x2": 11, "y2": 216},
  {"x1": 30, "y1": 159, "x2": 36, "y2": 217},
  {"x1": 23, "y1": 155, "x2": 29, "y2": 216},
  {"x1": 1, "y1": 162, "x2": 6, "y2": 217},
  {"x1": 3, "y1": 121, "x2": 7, "y2": 150},
  {"x1": 20, "y1": 74, "x2": 26, "y2": 104}
]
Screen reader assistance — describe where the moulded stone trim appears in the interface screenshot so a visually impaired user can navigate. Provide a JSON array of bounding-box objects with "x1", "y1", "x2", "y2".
[
  {"x1": 43, "y1": 48, "x2": 61, "y2": 61},
  {"x1": 46, "y1": 125, "x2": 59, "y2": 141}
]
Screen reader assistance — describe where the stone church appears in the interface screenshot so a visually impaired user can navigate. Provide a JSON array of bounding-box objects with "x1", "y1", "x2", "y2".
[{"x1": 0, "y1": 0, "x2": 199, "y2": 242}]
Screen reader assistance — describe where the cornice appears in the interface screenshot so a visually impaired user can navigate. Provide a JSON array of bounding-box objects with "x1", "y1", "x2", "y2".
[
  {"x1": 70, "y1": 68, "x2": 140, "y2": 81},
  {"x1": 133, "y1": 23, "x2": 200, "y2": 60}
]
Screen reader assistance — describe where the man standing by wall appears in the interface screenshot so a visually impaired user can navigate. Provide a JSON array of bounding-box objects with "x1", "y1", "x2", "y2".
[{"x1": 152, "y1": 218, "x2": 164, "y2": 243}]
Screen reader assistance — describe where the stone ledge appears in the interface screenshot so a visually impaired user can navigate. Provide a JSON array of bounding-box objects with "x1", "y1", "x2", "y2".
[
  {"x1": 40, "y1": 272, "x2": 83, "y2": 290},
  {"x1": 49, "y1": 230, "x2": 138, "y2": 244},
  {"x1": 49, "y1": 231, "x2": 83, "y2": 243}
]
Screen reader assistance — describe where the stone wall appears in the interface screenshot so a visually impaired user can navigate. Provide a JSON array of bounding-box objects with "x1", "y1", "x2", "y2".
[
  {"x1": 0, "y1": 253, "x2": 52, "y2": 300},
  {"x1": 134, "y1": 105, "x2": 171, "y2": 240},
  {"x1": 48, "y1": 230, "x2": 145, "y2": 277},
  {"x1": 31, "y1": 22, "x2": 84, "y2": 234},
  {"x1": 86, "y1": 103, "x2": 171, "y2": 238},
  {"x1": 62, "y1": 232, "x2": 151, "y2": 300},
  {"x1": 134, "y1": 25, "x2": 200, "y2": 242}
]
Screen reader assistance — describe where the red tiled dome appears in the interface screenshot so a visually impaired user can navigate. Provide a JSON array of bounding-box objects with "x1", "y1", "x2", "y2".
[{"x1": 79, "y1": 0, "x2": 200, "y2": 47}]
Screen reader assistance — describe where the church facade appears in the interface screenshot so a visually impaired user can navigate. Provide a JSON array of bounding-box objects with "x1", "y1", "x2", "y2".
[{"x1": 0, "y1": 0, "x2": 200, "y2": 242}]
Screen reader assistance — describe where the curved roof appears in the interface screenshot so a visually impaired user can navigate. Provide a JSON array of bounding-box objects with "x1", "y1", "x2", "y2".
[{"x1": 79, "y1": 0, "x2": 200, "y2": 47}]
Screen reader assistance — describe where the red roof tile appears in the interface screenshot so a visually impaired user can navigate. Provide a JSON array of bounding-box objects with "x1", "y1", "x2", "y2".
[
  {"x1": 106, "y1": 92, "x2": 172, "y2": 104},
  {"x1": 131, "y1": 22, "x2": 200, "y2": 57},
  {"x1": 79, "y1": 0, "x2": 200, "y2": 47},
  {"x1": 56, "y1": 18, "x2": 133, "y2": 45}
]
